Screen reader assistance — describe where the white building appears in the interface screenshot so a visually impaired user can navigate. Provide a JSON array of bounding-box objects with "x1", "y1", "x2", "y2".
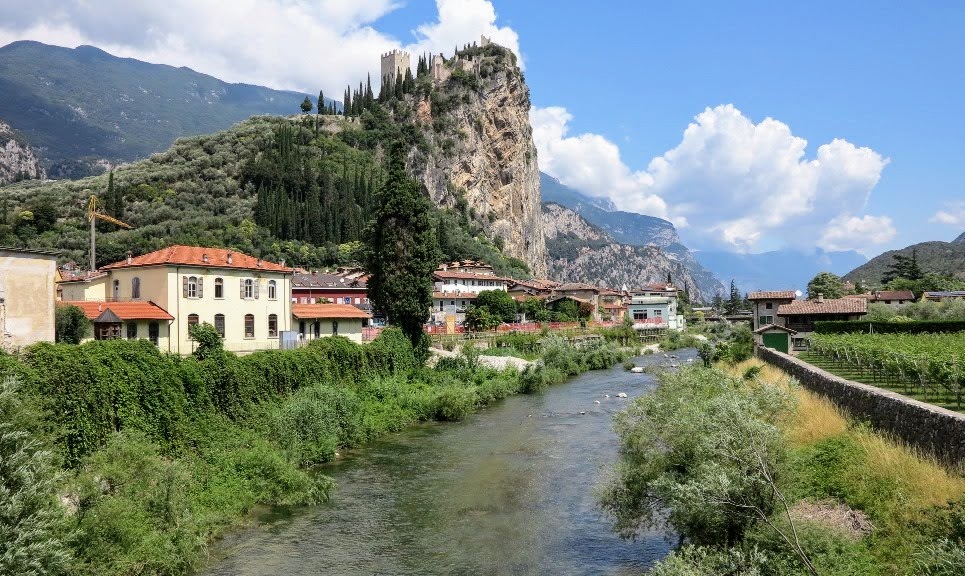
[
  {"x1": 627, "y1": 284, "x2": 685, "y2": 330},
  {"x1": 431, "y1": 260, "x2": 508, "y2": 322}
]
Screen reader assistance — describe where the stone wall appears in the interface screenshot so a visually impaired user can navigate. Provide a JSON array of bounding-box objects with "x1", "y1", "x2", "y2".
[{"x1": 756, "y1": 346, "x2": 965, "y2": 465}]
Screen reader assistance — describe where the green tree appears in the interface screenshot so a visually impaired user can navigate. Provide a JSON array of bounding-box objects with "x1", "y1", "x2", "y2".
[
  {"x1": 520, "y1": 297, "x2": 550, "y2": 322},
  {"x1": 55, "y1": 304, "x2": 91, "y2": 344},
  {"x1": 0, "y1": 378, "x2": 72, "y2": 575},
  {"x1": 724, "y1": 280, "x2": 741, "y2": 315},
  {"x1": 189, "y1": 322, "x2": 223, "y2": 360},
  {"x1": 364, "y1": 141, "x2": 440, "y2": 359},
  {"x1": 882, "y1": 249, "x2": 924, "y2": 284},
  {"x1": 806, "y1": 272, "x2": 844, "y2": 300},
  {"x1": 474, "y1": 289, "x2": 517, "y2": 323},
  {"x1": 465, "y1": 305, "x2": 498, "y2": 331},
  {"x1": 300, "y1": 96, "x2": 313, "y2": 113}
]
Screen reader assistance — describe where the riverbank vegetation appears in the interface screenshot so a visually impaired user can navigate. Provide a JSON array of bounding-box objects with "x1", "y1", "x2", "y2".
[
  {"x1": 603, "y1": 360, "x2": 965, "y2": 575},
  {"x1": 0, "y1": 328, "x2": 625, "y2": 575}
]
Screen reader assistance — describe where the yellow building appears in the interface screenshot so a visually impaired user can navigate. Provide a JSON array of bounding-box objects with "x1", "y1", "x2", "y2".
[
  {"x1": 59, "y1": 245, "x2": 293, "y2": 355},
  {"x1": 291, "y1": 303, "x2": 371, "y2": 343},
  {"x1": 0, "y1": 247, "x2": 58, "y2": 350}
]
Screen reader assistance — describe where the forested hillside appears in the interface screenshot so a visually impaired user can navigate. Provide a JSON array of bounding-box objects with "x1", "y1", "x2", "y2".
[
  {"x1": 0, "y1": 113, "x2": 527, "y2": 276},
  {"x1": 843, "y1": 238, "x2": 965, "y2": 286}
]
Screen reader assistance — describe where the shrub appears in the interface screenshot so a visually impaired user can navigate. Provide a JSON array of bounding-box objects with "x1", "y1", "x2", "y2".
[
  {"x1": 432, "y1": 384, "x2": 477, "y2": 421},
  {"x1": 520, "y1": 364, "x2": 550, "y2": 394},
  {"x1": 269, "y1": 384, "x2": 362, "y2": 465},
  {"x1": 55, "y1": 304, "x2": 91, "y2": 344}
]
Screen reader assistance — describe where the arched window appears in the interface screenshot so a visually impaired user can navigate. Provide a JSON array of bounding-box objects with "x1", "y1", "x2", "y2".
[
  {"x1": 112, "y1": 279, "x2": 120, "y2": 300},
  {"x1": 187, "y1": 314, "x2": 199, "y2": 337},
  {"x1": 243, "y1": 278, "x2": 254, "y2": 299},
  {"x1": 244, "y1": 314, "x2": 255, "y2": 338},
  {"x1": 214, "y1": 277, "x2": 224, "y2": 299},
  {"x1": 126, "y1": 322, "x2": 137, "y2": 339},
  {"x1": 268, "y1": 314, "x2": 278, "y2": 337},
  {"x1": 214, "y1": 314, "x2": 225, "y2": 337},
  {"x1": 267, "y1": 280, "x2": 277, "y2": 300},
  {"x1": 185, "y1": 276, "x2": 198, "y2": 298},
  {"x1": 131, "y1": 277, "x2": 141, "y2": 299},
  {"x1": 148, "y1": 322, "x2": 159, "y2": 345}
]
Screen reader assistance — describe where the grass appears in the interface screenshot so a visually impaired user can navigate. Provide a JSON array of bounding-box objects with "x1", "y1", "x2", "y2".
[
  {"x1": 798, "y1": 351, "x2": 965, "y2": 413},
  {"x1": 727, "y1": 358, "x2": 965, "y2": 574}
]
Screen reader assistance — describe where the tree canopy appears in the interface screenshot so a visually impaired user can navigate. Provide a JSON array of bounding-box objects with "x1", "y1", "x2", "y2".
[{"x1": 806, "y1": 272, "x2": 845, "y2": 300}]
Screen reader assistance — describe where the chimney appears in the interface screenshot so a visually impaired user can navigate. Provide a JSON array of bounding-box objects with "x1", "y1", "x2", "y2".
[
  {"x1": 257, "y1": 259, "x2": 263, "y2": 268},
  {"x1": 817, "y1": 293, "x2": 824, "y2": 303},
  {"x1": 280, "y1": 259, "x2": 285, "y2": 267},
  {"x1": 226, "y1": 252, "x2": 233, "y2": 265},
  {"x1": 126, "y1": 251, "x2": 132, "y2": 265},
  {"x1": 202, "y1": 253, "x2": 209, "y2": 264}
]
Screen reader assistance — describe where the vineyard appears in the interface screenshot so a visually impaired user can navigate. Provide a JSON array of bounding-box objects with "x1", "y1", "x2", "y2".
[{"x1": 805, "y1": 332, "x2": 965, "y2": 411}]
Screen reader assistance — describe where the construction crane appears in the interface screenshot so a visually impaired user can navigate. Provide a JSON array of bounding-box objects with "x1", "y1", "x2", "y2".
[{"x1": 87, "y1": 194, "x2": 132, "y2": 273}]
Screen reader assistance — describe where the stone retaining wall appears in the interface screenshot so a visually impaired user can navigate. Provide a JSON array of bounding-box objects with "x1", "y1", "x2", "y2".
[{"x1": 756, "y1": 346, "x2": 965, "y2": 465}]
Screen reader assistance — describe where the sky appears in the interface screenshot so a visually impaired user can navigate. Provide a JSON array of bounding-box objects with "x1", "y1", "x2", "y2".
[{"x1": 1, "y1": 0, "x2": 963, "y2": 258}]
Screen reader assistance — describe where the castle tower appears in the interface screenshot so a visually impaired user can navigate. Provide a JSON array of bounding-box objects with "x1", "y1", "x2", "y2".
[
  {"x1": 380, "y1": 49, "x2": 411, "y2": 84},
  {"x1": 480, "y1": 34, "x2": 491, "y2": 47},
  {"x1": 431, "y1": 53, "x2": 450, "y2": 83}
]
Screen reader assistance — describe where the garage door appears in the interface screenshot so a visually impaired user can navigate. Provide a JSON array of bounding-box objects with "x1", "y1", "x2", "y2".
[{"x1": 762, "y1": 332, "x2": 788, "y2": 353}]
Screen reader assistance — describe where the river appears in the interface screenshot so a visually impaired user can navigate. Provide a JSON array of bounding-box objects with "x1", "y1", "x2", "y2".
[{"x1": 205, "y1": 350, "x2": 695, "y2": 575}]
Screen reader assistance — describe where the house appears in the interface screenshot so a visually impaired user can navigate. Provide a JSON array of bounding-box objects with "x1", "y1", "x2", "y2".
[
  {"x1": 431, "y1": 260, "x2": 509, "y2": 322},
  {"x1": 777, "y1": 294, "x2": 867, "y2": 350},
  {"x1": 923, "y1": 291, "x2": 965, "y2": 302},
  {"x1": 59, "y1": 300, "x2": 174, "y2": 346},
  {"x1": 552, "y1": 283, "x2": 603, "y2": 320},
  {"x1": 599, "y1": 288, "x2": 627, "y2": 321},
  {"x1": 846, "y1": 290, "x2": 916, "y2": 308},
  {"x1": 291, "y1": 303, "x2": 371, "y2": 343},
  {"x1": 58, "y1": 245, "x2": 293, "y2": 355},
  {"x1": 0, "y1": 247, "x2": 58, "y2": 350},
  {"x1": 747, "y1": 290, "x2": 797, "y2": 331},
  {"x1": 291, "y1": 271, "x2": 374, "y2": 321},
  {"x1": 507, "y1": 278, "x2": 558, "y2": 303},
  {"x1": 753, "y1": 324, "x2": 797, "y2": 354},
  {"x1": 626, "y1": 294, "x2": 685, "y2": 330}
]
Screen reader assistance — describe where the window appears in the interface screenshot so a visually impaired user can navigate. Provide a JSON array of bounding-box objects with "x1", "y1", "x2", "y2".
[
  {"x1": 96, "y1": 323, "x2": 122, "y2": 340},
  {"x1": 242, "y1": 278, "x2": 254, "y2": 299},
  {"x1": 214, "y1": 277, "x2": 224, "y2": 299},
  {"x1": 299, "y1": 320, "x2": 306, "y2": 335},
  {"x1": 654, "y1": 310, "x2": 662, "y2": 317},
  {"x1": 354, "y1": 297, "x2": 361, "y2": 304},
  {"x1": 268, "y1": 280, "x2": 277, "y2": 300},
  {"x1": 185, "y1": 276, "x2": 198, "y2": 298},
  {"x1": 765, "y1": 302, "x2": 773, "y2": 310},
  {"x1": 332, "y1": 321, "x2": 339, "y2": 336},
  {"x1": 126, "y1": 322, "x2": 137, "y2": 339},
  {"x1": 759, "y1": 315, "x2": 773, "y2": 326},
  {"x1": 244, "y1": 314, "x2": 255, "y2": 338},
  {"x1": 343, "y1": 297, "x2": 351, "y2": 304},
  {"x1": 313, "y1": 321, "x2": 321, "y2": 338},
  {"x1": 633, "y1": 311, "x2": 647, "y2": 320},
  {"x1": 187, "y1": 314, "x2": 199, "y2": 337},
  {"x1": 214, "y1": 314, "x2": 225, "y2": 337},
  {"x1": 268, "y1": 314, "x2": 278, "y2": 337},
  {"x1": 149, "y1": 322, "x2": 159, "y2": 345},
  {"x1": 112, "y1": 279, "x2": 120, "y2": 300},
  {"x1": 131, "y1": 277, "x2": 141, "y2": 299}
]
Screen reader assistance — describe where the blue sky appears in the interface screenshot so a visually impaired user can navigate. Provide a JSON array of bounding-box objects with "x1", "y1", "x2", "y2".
[{"x1": 2, "y1": 0, "x2": 963, "y2": 257}]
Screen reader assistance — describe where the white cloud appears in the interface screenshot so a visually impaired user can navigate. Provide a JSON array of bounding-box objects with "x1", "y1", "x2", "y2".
[
  {"x1": 0, "y1": 0, "x2": 521, "y2": 96},
  {"x1": 532, "y1": 103, "x2": 892, "y2": 254},
  {"x1": 818, "y1": 214, "x2": 896, "y2": 254},
  {"x1": 930, "y1": 201, "x2": 965, "y2": 226}
]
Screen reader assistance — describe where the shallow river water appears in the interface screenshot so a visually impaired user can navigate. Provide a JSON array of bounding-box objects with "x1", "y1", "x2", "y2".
[{"x1": 205, "y1": 349, "x2": 696, "y2": 575}]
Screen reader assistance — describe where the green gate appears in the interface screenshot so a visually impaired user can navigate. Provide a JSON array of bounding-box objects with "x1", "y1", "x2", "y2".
[{"x1": 761, "y1": 332, "x2": 789, "y2": 353}]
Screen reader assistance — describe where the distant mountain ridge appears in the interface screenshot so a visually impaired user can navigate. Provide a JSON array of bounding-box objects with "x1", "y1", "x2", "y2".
[
  {"x1": 0, "y1": 40, "x2": 319, "y2": 178},
  {"x1": 539, "y1": 172, "x2": 724, "y2": 298},
  {"x1": 695, "y1": 249, "x2": 867, "y2": 293},
  {"x1": 843, "y1": 235, "x2": 965, "y2": 285}
]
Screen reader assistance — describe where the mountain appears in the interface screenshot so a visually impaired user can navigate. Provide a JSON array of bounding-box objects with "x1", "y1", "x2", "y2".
[
  {"x1": 0, "y1": 40, "x2": 317, "y2": 178},
  {"x1": 0, "y1": 40, "x2": 549, "y2": 277},
  {"x1": 0, "y1": 120, "x2": 44, "y2": 185},
  {"x1": 842, "y1": 237, "x2": 965, "y2": 285},
  {"x1": 543, "y1": 203, "x2": 713, "y2": 302},
  {"x1": 538, "y1": 172, "x2": 723, "y2": 298},
  {"x1": 696, "y1": 249, "x2": 867, "y2": 293}
]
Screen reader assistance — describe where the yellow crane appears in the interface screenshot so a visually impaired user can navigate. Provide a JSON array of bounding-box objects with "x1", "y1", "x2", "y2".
[{"x1": 87, "y1": 194, "x2": 132, "y2": 273}]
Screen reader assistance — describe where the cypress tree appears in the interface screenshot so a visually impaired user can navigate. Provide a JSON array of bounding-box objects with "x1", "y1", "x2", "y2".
[
  {"x1": 318, "y1": 90, "x2": 325, "y2": 115},
  {"x1": 365, "y1": 141, "x2": 440, "y2": 359}
]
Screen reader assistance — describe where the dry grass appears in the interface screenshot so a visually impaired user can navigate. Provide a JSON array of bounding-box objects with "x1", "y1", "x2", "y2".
[{"x1": 724, "y1": 358, "x2": 964, "y2": 504}]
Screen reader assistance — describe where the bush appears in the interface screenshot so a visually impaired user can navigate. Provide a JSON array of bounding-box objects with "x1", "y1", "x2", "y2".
[
  {"x1": 269, "y1": 384, "x2": 362, "y2": 465},
  {"x1": 432, "y1": 385, "x2": 477, "y2": 421},
  {"x1": 520, "y1": 364, "x2": 550, "y2": 394},
  {"x1": 55, "y1": 304, "x2": 91, "y2": 344},
  {"x1": 623, "y1": 360, "x2": 636, "y2": 371}
]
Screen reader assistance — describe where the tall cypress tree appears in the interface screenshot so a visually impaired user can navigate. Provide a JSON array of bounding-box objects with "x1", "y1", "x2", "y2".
[{"x1": 365, "y1": 141, "x2": 440, "y2": 359}]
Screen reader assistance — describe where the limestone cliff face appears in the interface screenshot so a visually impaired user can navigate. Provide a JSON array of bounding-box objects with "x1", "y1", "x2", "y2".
[
  {"x1": 543, "y1": 203, "x2": 712, "y2": 302},
  {"x1": 0, "y1": 121, "x2": 45, "y2": 185},
  {"x1": 413, "y1": 43, "x2": 547, "y2": 277}
]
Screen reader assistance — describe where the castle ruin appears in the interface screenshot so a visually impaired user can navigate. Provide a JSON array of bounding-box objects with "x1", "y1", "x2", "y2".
[{"x1": 380, "y1": 49, "x2": 410, "y2": 84}]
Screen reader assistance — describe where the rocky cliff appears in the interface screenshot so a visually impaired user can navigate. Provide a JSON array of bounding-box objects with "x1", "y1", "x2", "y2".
[
  {"x1": 0, "y1": 120, "x2": 44, "y2": 185},
  {"x1": 543, "y1": 203, "x2": 712, "y2": 302},
  {"x1": 413, "y1": 43, "x2": 547, "y2": 277}
]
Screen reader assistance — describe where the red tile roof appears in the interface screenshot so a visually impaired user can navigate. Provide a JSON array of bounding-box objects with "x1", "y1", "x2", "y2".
[
  {"x1": 57, "y1": 271, "x2": 108, "y2": 284},
  {"x1": 873, "y1": 290, "x2": 915, "y2": 301},
  {"x1": 291, "y1": 304, "x2": 371, "y2": 320},
  {"x1": 101, "y1": 246, "x2": 292, "y2": 272},
  {"x1": 748, "y1": 290, "x2": 797, "y2": 300},
  {"x1": 777, "y1": 298, "x2": 867, "y2": 316},
  {"x1": 61, "y1": 300, "x2": 174, "y2": 321}
]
